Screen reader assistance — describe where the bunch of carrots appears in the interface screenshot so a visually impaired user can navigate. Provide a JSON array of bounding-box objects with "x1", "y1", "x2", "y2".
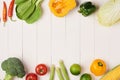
[{"x1": 2, "y1": 0, "x2": 15, "y2": 26}]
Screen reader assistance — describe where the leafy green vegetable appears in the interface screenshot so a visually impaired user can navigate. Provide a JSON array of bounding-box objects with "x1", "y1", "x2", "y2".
[
  {"x1": 15, "y1": 0, "x2": 26, "y2": 4},
  {"x1": 1, "y1": 57, "x2": 26, "y2": 80},
  {"x1": 59, "y1": 60, "x2": 70, "y2": 80},
  {"x1": 97, "y1": 0, "x2": 120, "y2": 26},
  {"x1": 78, "y1": 1, "x2": 96, "y2": 17},
  {"x1": 16, "y1": 0, "x2": 43, "y2": 24}
]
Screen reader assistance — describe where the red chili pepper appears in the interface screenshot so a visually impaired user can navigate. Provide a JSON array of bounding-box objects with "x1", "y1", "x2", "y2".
[
  {"x1": 8, "y1": 0, "x2": 16, "y2": 21},
  {"x1": 3, "y1": 1, "x2": 7, "y2": 24}
]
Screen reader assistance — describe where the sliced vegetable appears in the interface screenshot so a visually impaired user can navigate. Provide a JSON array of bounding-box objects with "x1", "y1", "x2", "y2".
[
  {"x1": 8, "y1": 0, "x2": 16, "y2": 21},
  {"x1": 90, "y1": 59, "x2": 106, "y2": 76},
  {"x1": 3, "y1": 1, "x2": 7, "y2": 25},
  {"x1": 97, "y1": 0, "x2": 120, "y2": 26},
  {"x1": 59, "y1": 60, "x2": 70, "y2": 80},
  {"x1": 1, "y1": 57, "x2": 26, "y2": 80},
  {"x1": 35, "y1": 64, "x2": 48, "y2": 76},
  {"x1": 56, "y1": 67, "x2": 64, "y2": 80},
  {"x1": 49, "y1": 64, "x2": 55, "y2": 80},
  {"x1": 49, "y1": 0, "x2": 76, "y2": 17},
  {"x1": 78, "y1": 1, "x2": 96, "y2": 17},
  {"x1": 100, "y1": 65, "x2": 120, "y2": 80},
  {"x1": 26, "y1": 73, "x2": 38, "y2": 80}
]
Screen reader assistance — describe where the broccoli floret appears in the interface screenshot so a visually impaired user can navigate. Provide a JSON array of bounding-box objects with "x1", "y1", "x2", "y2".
[{"x1": 1, "y1": 57, "x2": 26, "y2": 80}]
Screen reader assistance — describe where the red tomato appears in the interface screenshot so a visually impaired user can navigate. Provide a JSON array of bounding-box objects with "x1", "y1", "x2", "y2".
[
  {"x1": 26, "y1": 73, "x2": 38, "y2": 80},
  {"x1": 35, "y1": 64, "x2": 48, "y2": 76}
]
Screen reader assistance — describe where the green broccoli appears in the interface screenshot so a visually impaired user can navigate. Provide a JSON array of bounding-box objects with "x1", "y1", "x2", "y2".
[{"x1": 1, "y1": 57, "x2": 26, "y2": 80}]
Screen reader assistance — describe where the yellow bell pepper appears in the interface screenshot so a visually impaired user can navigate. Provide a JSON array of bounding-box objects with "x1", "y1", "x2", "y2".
[
  {"x1": 49, "y1": 0, "x2": 76, "y2": 17},
  {"x1": 90, "y1": 59, "x2": 107, "y2": 76}
]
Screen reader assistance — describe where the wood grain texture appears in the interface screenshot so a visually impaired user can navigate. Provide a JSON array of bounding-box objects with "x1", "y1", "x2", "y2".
[{"x1": 0, "y1": 0, "x2": 120, "y2": 80}]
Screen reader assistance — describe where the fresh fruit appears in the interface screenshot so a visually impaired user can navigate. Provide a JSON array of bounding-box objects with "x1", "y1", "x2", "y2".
[
  {"x1": 70, "y1": 64, "x2": 81, "y2": 75},
  {"x1": 80, "y1": 73, "x2": 92, "y2": 80},
  {"x1": 26, "y1": 73, "x2": 38, "y2": 80},
  {"x1": 49, "y1": 0, "x2": 76, "y2": 17},
  {"x1": 90, "y1": 59, "x2": 106, "y2": 76},
  {"x1": 100, "y1": 65, "x2": 120, "y2": 80},
  {"x1": 35, "y1": 64, "x2": 48, "y2": 76}
]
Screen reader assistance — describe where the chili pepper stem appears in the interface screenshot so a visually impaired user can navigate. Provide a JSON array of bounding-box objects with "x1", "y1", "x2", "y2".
[
  {"x1": 3, "y1": 22, "x2": 6, "y2": 27},
  {"x1": 10, "y1": 17, "x2": 16, "y2": 22}
]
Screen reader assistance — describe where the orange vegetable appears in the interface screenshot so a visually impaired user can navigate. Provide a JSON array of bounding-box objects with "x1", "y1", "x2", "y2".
[
  {"x1": 49, "y1": 0, "x2": 76, "y2": 17},
  {"x1": 3, "y1": 1, "x2": 7, "y2": 23},
  {"x1": 90, "y1": 59, "x2": 106, "y2": 76}
]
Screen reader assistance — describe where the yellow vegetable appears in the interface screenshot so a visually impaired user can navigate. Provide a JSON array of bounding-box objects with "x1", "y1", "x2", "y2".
[
  {"x1": 90, "y1": 59, "x2": 106, "y2": 76},
  {"x1": 100, "y1": 65, "x2": 120, "y2": 80},
  {"x1": 49, "y1": 0, "x2": 76, "y2": 17}
]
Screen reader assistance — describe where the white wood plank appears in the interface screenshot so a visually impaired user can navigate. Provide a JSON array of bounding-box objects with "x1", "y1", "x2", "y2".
[
  {"x1": 51, "y1": 15, "x2": 66, "y2": 80},
  {"x1": 36, "y1": 0, "x2": 52, "y2": 79},
  {"x1": 65, "y1": 3, "x2": 81, "y2": 79}
]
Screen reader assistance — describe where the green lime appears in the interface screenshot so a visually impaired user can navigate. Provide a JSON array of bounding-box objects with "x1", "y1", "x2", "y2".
[
  {"x1": 80, "y1": 73, "x2": 92, "y2": 80},
  {"x1": 70, "y1": 64, "x2": 81, "y2": 75}
]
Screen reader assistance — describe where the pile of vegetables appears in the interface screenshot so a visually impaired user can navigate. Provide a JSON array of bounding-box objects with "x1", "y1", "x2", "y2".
[{"x1": 15, "y1": 0, "x2": 43, "y2": 24}]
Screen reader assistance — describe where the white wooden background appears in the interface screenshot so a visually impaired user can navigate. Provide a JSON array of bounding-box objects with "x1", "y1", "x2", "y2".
[{"x1": 0, "y1": 0, "x2": 120, "y2": 80}]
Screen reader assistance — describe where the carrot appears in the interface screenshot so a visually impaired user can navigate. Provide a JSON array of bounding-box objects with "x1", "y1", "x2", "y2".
[
  {"x1": 8, "y1": 0, "x2": 16, "y2": 21},
  {"x1": 3, "y1": 1, "x2": 7, "y2": 25}
]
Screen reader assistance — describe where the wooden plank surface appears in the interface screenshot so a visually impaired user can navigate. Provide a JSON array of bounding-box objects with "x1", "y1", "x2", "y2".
[{"x1": 0, "y1": 0, "x2": 120, "y2": 80}]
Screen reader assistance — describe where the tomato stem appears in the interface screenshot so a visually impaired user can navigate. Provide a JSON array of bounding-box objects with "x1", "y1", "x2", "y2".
[{"x1": 98, "y1": 62, "x2": 103, "y2": 66}]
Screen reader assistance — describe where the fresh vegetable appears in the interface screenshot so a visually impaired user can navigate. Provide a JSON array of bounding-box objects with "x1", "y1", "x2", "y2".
[
  {"x1": 16, "y1": 0, "x2": 43, "y2": 24},
  {"x1": 8, "y1": 0, "x2": 16, "y2": 21},
  {"x1": 3, "y1": 1, "x2": 7, "y2": 25},
  {"x1": 25, "y1": 0, "x2": 42, "y2": 24},
  {"x1": 15, "y1": 0, "x2": 26, "y2": 4},
  {"x1": 49, "y1": 64, "x2": 55, "y2": 80},
  {"x1": 70, "y1": 64, "x2": 81, "y2": 75},
  {"x1": 49, "y1": 0, "x2": 76, "y2": 17},
  {"x1": 78, "y1": 1, "x2": 96, "y2": 17},
  {"x1": 100, "y1": 65, "x2": 120, "y2": 80},
  {"x1": 56, "y1": 67, "x2": 64, "y2": 80},
  {"x1": 97, "y1": 0, "x2": 120, "y2": 26},
  {"x1": 90, "y1": 59, "x2": 106, "y2": 76},
  {"x1": 1, "y1": 57, "x2": 26, "y2": 80},
  {"x1": 80, "y1": 73, "x2": 92, "y2": 80},
  {"x1": 35, "y1": 64, "x2": 48, "y2": 76},
  {"x1": 26, "y1": 73, "x2": 38, "y2": 80},
  {"x1": 59, "y1": 60, "x2": 70, "y2": 80}
]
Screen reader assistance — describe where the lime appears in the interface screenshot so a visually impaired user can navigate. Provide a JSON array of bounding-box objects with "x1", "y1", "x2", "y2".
[
  {"x1": 70, "y1": 64, "x2": 81, "y2": 75},
  {"x1": 80, "y1": 73, "x2": 92, "y2": 80}
]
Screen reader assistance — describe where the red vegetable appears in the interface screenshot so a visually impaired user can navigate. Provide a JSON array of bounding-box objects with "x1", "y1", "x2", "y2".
[
  {"x1": 26, "y1": 73, "x2": 38, "y2": 80},
  {"x1": 3, "y1": 1, "x2": 7, "y2": 24},
  {"x1": 35, "y1": 64, "x2": 48, "y2": 76},
  {"x1": 8, "y1": 0, "x2": 16, "y2": 21}
]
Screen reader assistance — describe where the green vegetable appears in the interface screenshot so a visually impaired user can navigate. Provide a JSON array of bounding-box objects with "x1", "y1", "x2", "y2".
[
  {"x1": 59, "y1": 60, "x2": 70, "y2": 80},
  {"x1": 15, "y1": 0, "x2": 26, "y2": 4},
  {"x1": 25, "y1": 0, "x2": 43, "y2": 24},
  {"x1": 1, "y1": 57, "x2": 26, "y2": 80},
  {"x1": 56, "y1": 67, "x2": 64, "y2": 80},
  {"x1": 49, "y1": 64, "x2": 55, "y2": 80},
  {"x1": 78, "y1": 1, "x2": 96, "y2": 17},
  {"x1": 80, "y1": 73, "x2": 92, "y2": 80},
  {"x1": 16, "y1": 0, "x2": 43, "y2": 24},
  {"x1": 97, "y1": 0, "x2": 120, "y2": 26}
]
